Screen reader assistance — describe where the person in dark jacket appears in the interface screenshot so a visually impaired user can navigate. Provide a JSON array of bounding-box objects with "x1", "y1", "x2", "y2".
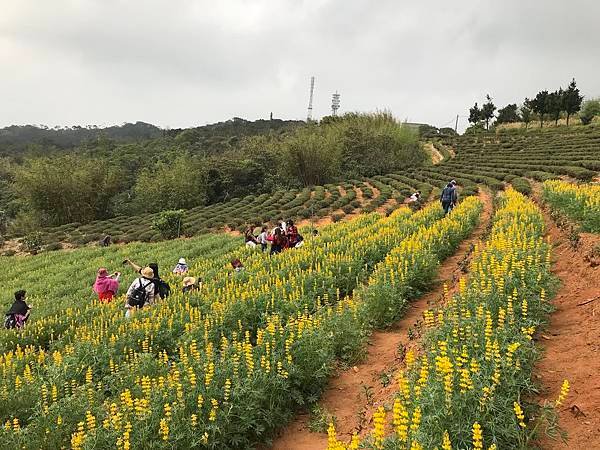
[
  {"x1": 5, "y1": 290, "x2": 32, "y2": 329},
  {"x1": 440, "y1": 182, "x2": 458, "y2": 215}
]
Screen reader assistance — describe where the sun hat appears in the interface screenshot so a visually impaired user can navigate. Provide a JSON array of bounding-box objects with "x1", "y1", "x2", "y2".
[
  {"x1": 183, "y1": 276, "x2": 197, "y2": 287},
  {"x1": 97, "y1": 268, "x2": 109, "y2": 277},
  {"x1": 178, "y1": 257, "x2": 186, "y2": 265},
  {"x1": 141, "y1": 267, "x2": 154, "y2": 278}
]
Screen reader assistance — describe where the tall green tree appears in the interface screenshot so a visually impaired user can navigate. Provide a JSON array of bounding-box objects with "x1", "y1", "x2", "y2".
[
  {"x1": 133, "y1": 154, "x2": 208, "y2": 212},
  {"x1": 530, "y1": 90, "x2": 550, "y2": 128},
  {"x1": 547, "y1": 89, "x2": 564, "y2": 126},
  {"x1": 468, "y1": 102, "x2": 482, "y2": 126},
  {"x1": 281, "y1": 126, "x2": 340, "y2": 186},
  {"x1": 333, "y1": 112, "x2": 423, "y2": 178},
  {"x1": 563, "y1": 78, "x2": 583, "y2": 125},
  {"x1": 13, "y1": 155, "x2": 124, "y2": 226},
  {"x1": 481, "y1": 95, "x2": 497, "y2": 130},
  {"x1": 520, "y1": 99, "x2": 533, "y2": 129},
  {"x1": 496, "y1": 104, "x2": 520, "y2": 124},
  {"x1": 579, "y1": 98, "x2": 600, "y2": 125}
]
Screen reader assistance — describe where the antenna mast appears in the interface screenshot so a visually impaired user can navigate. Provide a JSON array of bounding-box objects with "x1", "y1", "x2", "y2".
[
  {"x1": 307, "y1": 76, "x2": 315, "y2": 121},
  {"x1": 331, "y1": 91, "x2": 341, "y2": 116}
]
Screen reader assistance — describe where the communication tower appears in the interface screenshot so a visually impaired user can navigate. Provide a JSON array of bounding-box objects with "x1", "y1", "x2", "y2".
[
  {"x1": 307, "y1": 76, "x2": 315, "y2": 121},
  {"x1": 331, "y1": 92, "x2": 341, "y2": 116}
]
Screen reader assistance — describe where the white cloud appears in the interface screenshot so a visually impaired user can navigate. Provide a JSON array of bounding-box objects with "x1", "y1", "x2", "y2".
[{"x1": 0, "y1": 0, "x2": 598, "y2": 130}]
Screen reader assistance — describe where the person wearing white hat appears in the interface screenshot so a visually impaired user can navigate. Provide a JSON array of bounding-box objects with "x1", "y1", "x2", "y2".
[{"x1": 172, "y1": 257, "x2": 189, "y2": 275}]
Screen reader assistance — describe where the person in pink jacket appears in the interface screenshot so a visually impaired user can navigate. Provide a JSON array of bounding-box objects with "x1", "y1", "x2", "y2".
[{"x1": 93, "y1": 268, "x2": 120, "y2": 303}]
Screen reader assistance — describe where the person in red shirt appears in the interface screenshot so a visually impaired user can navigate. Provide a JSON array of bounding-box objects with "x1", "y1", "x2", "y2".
[
  {"x1": 286, "y1": 220, "x2": 299, "y2": 248},
  {"x1": 93, "y1": 268, "x2": 121, "y2": 303}
]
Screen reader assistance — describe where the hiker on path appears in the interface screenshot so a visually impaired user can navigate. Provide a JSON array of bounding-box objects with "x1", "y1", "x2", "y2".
[
  {"x1": 440, "y1": 181, "x2": 458, "y2": 215},
  {"x1": 257, "y1": 227, "x2": 269, "y2": 252},
  {"x1": 125, "y1": 267, "x2": 156, "y2": 318},
  {"x1": 4, "y1": 290, "x2": 32, "y2": 329},
  {"x1": 172, "y1": 258, "x2": 189, "y2": 275},
  {"x1": 93, "y1": 268, "x2": 121, "y2": 303}
]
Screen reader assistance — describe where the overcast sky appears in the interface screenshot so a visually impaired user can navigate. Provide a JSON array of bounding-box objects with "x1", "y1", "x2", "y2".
[{"x1": 1, "y1": 0, "x2": 599, "y2": 131}]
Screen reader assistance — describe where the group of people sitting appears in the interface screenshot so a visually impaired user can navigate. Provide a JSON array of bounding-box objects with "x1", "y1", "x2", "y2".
[{"x1": 244, "y1": 220, "x2": 306, "y2": 255}]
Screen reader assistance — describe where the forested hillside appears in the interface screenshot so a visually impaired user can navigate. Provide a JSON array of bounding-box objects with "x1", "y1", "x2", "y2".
[{"x1": 0, "y1": 113, "x2": 425, "y2": 237}]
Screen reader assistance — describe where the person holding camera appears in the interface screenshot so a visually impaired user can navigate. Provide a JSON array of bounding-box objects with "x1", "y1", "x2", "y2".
[{"x1": 93, "y1": 267, "x2": 121, "y2": 303}]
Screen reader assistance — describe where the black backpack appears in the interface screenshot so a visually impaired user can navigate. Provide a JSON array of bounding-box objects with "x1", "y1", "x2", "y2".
[
  {"x1": 4, "y1": 314, "x2": 17, "y2": 330},
  {"x1": 128, "y1": 279, "x2": 152, "y2": 308},
  {"x1": 156, "y1": 279, "x2": 171, "y2": 299}
]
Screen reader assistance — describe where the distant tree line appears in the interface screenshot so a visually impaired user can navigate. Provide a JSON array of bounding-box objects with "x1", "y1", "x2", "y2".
[
  {"x1": 467, "y1": 79, "x2": 600, "y2": 131},
  {"x1": 0, "y1": 113, "x2": 426, "y2": 235}
]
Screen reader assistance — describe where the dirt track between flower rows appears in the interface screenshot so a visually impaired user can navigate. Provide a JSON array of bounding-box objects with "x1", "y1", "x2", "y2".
[{"x1": 271, "y1": 189, "x2": 493, "y2": 449}]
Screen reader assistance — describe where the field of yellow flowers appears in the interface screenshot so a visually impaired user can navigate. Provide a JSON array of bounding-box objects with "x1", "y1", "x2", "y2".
[
  {"x1": 328, "y1": 189, "x2": 568, "y2": 450},
  {"x1": 0, "y1": 196, "x2": 484, "y2": 449},
  {"x1": 542, "y1": 180, "x2": 600, "y2": 232}
]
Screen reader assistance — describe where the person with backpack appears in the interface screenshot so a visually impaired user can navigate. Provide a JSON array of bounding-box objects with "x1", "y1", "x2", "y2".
[
  {"x1": 4, "y1": 290, "x2": 32, "y2": 330},
  {"x1": 123, "y1": 259, "x2": 170, "y2": 300},
  {"x1": 125, "y1": 267, "x2": 156, "y2": 318},
  {"x1": 93, "y1": 268, "x2": 121, "y2": 303},
  {"x1": 440, "y1": 182, "x2": 458, "y2": 215}
]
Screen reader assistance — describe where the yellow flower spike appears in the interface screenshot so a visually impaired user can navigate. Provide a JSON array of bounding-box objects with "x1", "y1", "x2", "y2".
[
  {"x1": 373, "y1": 406, "x2": 386, "y2": 450},
  {"x1": 513, "y1": 402, "x2": 526, "y2": 428},
  {"x1": 556, "y1": 379, "x2": 570, "y2": 406},
  {"x1": 472, "y1": 422, "x2": 483, "y2": 449},
  {"x1": 442, "y1": 430, "x2": 452, "y2": 450}
]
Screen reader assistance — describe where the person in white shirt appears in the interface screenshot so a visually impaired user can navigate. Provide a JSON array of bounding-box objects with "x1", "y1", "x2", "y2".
[
  {"x1": 257, "y1": 227, "x2": 269, "y2": 252},
  {"x1": 408, "y1": 191, "x2": 421, "y2": 203},
  {"x1": 125, "y1": 266, "x2": 156, "y2": 318}
]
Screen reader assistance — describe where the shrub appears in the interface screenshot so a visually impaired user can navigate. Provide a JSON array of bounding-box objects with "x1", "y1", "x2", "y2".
[
  {"x1": 44, "y1": 242, "x2": 63, "y2": 252},
  {"x1": 152, "y1": 210, "x2": 185, "y2": 239},
  {"x1": 511, "y1": 177, "x2": 532, "y2": 196},
  {"x1": 342, "y1": 205, "x2": 354, "y2": 214},
  {"x1": 20, "y1": 232, "x2": 44, "y2": 254},
  {"x1": 331, "y1": 213, "x2": 344, "y2": 222}
]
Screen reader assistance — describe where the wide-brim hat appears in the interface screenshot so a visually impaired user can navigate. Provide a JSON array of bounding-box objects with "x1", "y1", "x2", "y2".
[
  {"x1": 141, "y1": 267, "x2": 154, "y2": 278},
  {"x1": 183, "y1": 276, "x2": 197, "y2": 287},
  {"x1": 178, "y1": 257, "x2": 186, "y2": 265}
]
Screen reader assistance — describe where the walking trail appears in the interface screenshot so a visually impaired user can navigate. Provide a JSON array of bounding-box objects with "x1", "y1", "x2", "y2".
[
  {"x1": 271, "y1": 189, "x2": 493, "y2": 450},
  {"x1": 532, "y1": 186, "x2": 600, "y2": 449}
]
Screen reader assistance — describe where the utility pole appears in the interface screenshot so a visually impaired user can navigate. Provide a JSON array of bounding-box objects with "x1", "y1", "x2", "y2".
[
  {"x1": 307, "y1": 76, "x2": 315, "y2": 122},
  {"x1": 454, "y1": 114, "x2": 459, "y2": 133}
]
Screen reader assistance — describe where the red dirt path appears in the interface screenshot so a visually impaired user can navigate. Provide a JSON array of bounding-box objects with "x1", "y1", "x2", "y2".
[
  {"x1": 535, "y1": 207, "x2": 600, "y2": 449},
  {"x1": 270, "y1": 190, "x2": 493, "y2": 450}
]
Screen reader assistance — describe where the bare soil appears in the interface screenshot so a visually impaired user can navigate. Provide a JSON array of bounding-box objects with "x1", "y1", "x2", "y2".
[
  {"x1": 424, "y1": 141, "x2": 444, "y2": 164},
  {"x1": 270, "y1": 190, "x2": 494, "y2": 449}
]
